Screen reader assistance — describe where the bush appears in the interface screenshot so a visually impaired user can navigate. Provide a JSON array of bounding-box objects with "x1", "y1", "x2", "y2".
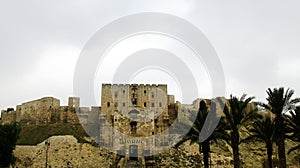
[{"x1": 0, "y1": 122, "x2": 21, "y2": 167}]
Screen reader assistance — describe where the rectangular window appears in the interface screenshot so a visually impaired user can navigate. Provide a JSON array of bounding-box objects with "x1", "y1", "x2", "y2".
[
  {"x1": 144, "y1": 90, "x2": 146, "y2": 94},
  {"x1": 144, "y1": 102, "x2": 147, "y2": 107},
  {"x1": 107, "y1": 102, "x2": 110, "y2": 107},
  {"x1": 159, "y1": 102, "x2": 162, "y2": 107},
  {"x1": 132, "y1": 98, "x2": 137, "y2": 105},
  {"x1": 123, "y1": 102, "x2": 126, "y2": 107},
  {"x1": 151, "y1": 102, "x2": 155, "y2": 107}
]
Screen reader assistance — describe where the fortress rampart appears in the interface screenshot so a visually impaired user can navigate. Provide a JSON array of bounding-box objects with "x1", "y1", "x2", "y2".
[{"x1": 0, "y1": 97, "x2": 96, "y2": 125}]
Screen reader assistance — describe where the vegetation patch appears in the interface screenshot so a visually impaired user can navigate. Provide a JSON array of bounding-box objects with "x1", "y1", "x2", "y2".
[{"x1": 17, "y1": 123, "x2": 90, "y2": 145}]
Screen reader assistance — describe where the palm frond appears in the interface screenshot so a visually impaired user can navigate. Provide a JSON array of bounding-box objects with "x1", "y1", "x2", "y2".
[{"x1": 288, "y1": 144, "x2": 300, "y2": 154}]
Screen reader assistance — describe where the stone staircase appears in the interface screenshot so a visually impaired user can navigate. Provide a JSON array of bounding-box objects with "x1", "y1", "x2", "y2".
[{"x1": 124, "y1": 160, "x2": 142, "y2": 168}]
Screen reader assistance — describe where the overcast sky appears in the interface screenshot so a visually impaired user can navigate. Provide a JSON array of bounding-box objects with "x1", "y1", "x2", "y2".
[{"x1": 1, "y1": 0, "x2": 300, "y2": 111}]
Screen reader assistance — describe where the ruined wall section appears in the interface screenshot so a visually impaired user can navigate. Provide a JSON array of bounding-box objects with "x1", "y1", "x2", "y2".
[
  {"x1": 13, "y1": 97, "x2": 60, "y2": 124},
  {"x1": 58, "y1": 97, "x2": 80, "y2": 124},
  {"x1": 0, "y1": 97, "x2": 95, "y2": 125},
  {"x1": 1, "y1": 108, "x2": 16, "y2": 125}
]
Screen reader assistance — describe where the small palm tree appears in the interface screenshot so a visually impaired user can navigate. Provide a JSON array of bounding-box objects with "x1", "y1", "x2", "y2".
[
  {"x1": 287, "y1": 107, "x2": 300, "y2": 154},
  {"x1": 260, "y1": 87, "x2": 300, "y2": 168},
  {"x1": 242, "y1": 112, "x2": 276, "y2": 168},
  {"x1": 175, "y1": 100, "x2": 229, "y2": 168},
  {"x1": 219, "y1": 94, "x2": 258, "y2": 168}
]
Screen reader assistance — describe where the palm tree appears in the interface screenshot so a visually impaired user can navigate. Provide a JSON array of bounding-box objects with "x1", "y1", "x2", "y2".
[
  {"x1": 175, "y1": 100, "x2": 229, "y2": 168},
  {"x1": 242, "y1": 112, "x2": 276, "y2": 168},
  {"x1": 287, "y1": 106, "x2": 300, "y2": 154},
  {"x1": 260, "y1": 87, "x2": 300, "y2": 168},
  {"x1": 219, "y1": 94, "x2": 258, "y2": 168}
]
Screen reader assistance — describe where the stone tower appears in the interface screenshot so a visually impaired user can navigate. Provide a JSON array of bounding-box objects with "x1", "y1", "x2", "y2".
[
  {"x1": 68, "y1": 97, "x2": 80, "y2": 112},
  {"x1": 99, "y1": 84, "x2": 178, "y2": 162}
]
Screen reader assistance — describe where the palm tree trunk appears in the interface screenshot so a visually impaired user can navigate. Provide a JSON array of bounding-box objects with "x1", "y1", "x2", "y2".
[
  {"x1": 202, "y1": 141, "x2": 210, "y2": 168},
  {"x1": 266, "y1": 142, "x2": 273, "y2": 168},
  {"x1": 199, "y1": 145, "x2": 203, "y2": 167},
  {"x1": 276, "y1": 116, "x2": 286, "y2": 168},
  {"x1": 277, "y1": 137, "x2": 286, "y2": 168},
  {"x1": 232, "y1": 131, "x2": 240, "y2": 168},
  {"x1": 233, "y1": 144, "x2": 240, "y2": 168}
]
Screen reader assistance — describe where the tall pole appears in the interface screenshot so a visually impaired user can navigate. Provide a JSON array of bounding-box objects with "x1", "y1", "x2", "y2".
[
  {"x1": 209, "y1": 141, "x2": 211, "y2": 168},
  {"x1": 209, "y1": 152, "x2": 211, "y2": 168},
  {"x1": 45, "y1": 138, "x2": 50, "y2": 168}
]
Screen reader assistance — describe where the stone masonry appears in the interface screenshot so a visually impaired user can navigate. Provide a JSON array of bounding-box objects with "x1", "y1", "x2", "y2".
[
  {"x1": 0, "y1": 97, "x2": 90, "y2": 125},
  {"x1": 98, "y1": 84, "x2": 179, "y2": 167},
  {"x1": 1, "y1": 84, "x2": 181, "y2": 167}
]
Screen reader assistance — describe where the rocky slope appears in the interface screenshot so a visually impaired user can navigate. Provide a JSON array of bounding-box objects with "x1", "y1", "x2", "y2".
[
  {"x1": 13, "y1": 135, "x2": 300, "y2": 168},
  {"x1": 13, "y1": 136, "x2": 113, "y2": 168}
]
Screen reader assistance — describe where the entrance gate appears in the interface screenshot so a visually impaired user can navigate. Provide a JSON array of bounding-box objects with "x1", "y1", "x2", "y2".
[{"x1": 129, "y1": 145, "x2": 138, "y2": 160}]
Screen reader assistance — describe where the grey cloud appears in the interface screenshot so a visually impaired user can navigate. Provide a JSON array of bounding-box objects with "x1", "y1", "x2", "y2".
[{"x1": 1, "y1": 0, "x2": 300, "y2": 110}]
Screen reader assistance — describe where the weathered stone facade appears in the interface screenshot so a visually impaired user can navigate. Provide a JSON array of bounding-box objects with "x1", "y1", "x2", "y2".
[
  {"x1": 0, "y1": 97, "x2": 85, "y2": 125},
  {"x1": 1, "y1": 83, "x2": 181, "y2": 167},
  {"x1": 1, "y1": 97, "x2": 59, "y2": 124},
  {"x1": 98, "y1": 84, "x2": 179, "y2": 166}
]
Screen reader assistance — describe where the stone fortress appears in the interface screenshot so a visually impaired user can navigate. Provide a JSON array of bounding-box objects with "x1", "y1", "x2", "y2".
[
  {"x1": 1, "y1": 84, "x2": 182, "y2": 167},
  {"x1": 3, "y1": 84, "x2": 295, "y2": 168}
]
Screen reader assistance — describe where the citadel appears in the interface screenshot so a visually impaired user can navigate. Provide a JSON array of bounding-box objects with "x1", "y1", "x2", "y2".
[
  {"x1": 1, "y1": 84, "x2": 187, "y2": 167},
  {"x1": 2, "y1": 84, "x2": 290, "y2": 168}
]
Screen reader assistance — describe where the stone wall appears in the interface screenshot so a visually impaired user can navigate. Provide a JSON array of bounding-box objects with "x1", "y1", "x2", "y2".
[
  {"x1": 1, "y1": 109, "x2": 16, "y2": 125},
  {"x1": 0, "y1": 97, "x2": 89, "y2": 125}
]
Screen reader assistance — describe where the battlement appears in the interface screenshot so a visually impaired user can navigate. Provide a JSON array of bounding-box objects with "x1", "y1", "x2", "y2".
[
  {"x1": 21, "y1": 97, "x2": 60, "y2": 106},
  {"x1": 102, "y1": 83, "x2": 167, "y2": 87}
]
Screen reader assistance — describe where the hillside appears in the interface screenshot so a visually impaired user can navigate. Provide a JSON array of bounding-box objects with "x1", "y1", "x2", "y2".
[
  {"x1": 14, "y1": 135, "x2": 113, "y2": 168},
  {"x1": 13, "y1": 111, "x2": 300, "y2": 167},
  {"x1": 13, "y1": 123, "x2": 300, "y2": 167},
  {"x1": 17, "y1": 123, "x2": 90, "y2": 145}
]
